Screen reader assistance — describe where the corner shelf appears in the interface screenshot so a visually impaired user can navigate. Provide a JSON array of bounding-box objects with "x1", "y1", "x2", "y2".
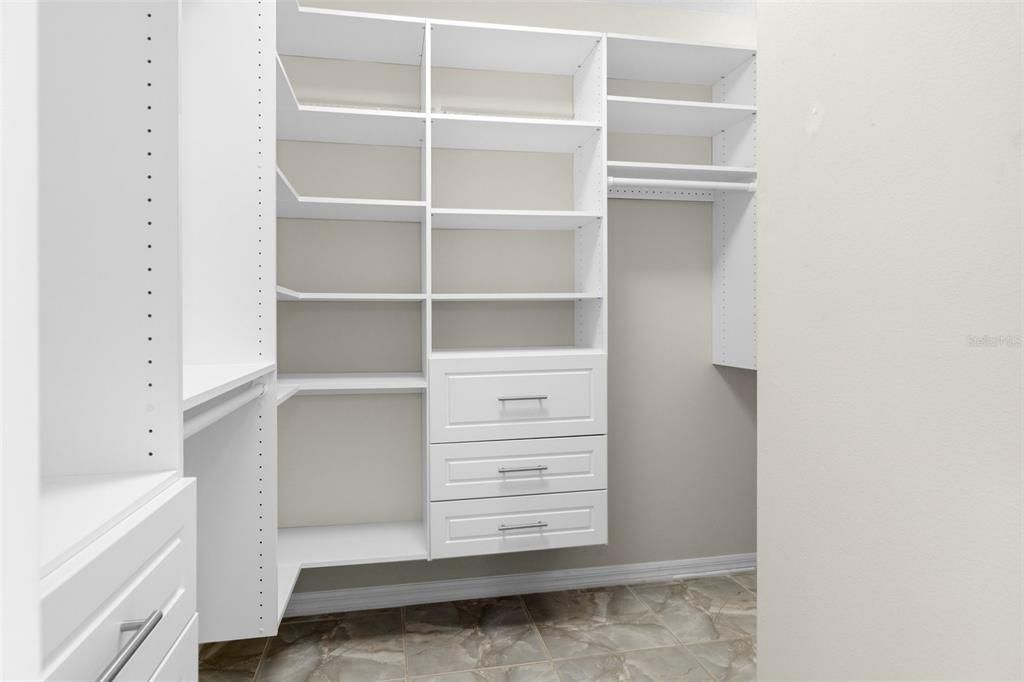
[
  {"x1": 277, "y1": 58, "x2": 426, "y2": 148},
  {"x1": 277, "y1": 521, "x2": 428, "y2": 617},
  {"x1": 433, "y1": 292, "x2": 601, "y2": 302},
  {"x1": 432, "y1": 114, "x2": 601, "y2": 153},
  {"x1": 277, "y1": 383, "x2": 301, "y2": 406},
  {"x1": 432, "y1": 209, "x2": 602, "y2": 231},
  {"x1": 40, "y1": 471, "x2": 178, "y2": 576},
  {"x1": 277, "y1": 170, "x2": 426, "y2": 223},
  {"x1": 607, "y1": 161, "x2": 756, "y2": 184},
  {"x1": 276, "y1": 372, "x2": 427, "y2": 401},
  {"x1": 607, "y1": 96, "x2": 756, "y2": 137},
  {"x1": 607, "y1": 33, "x2": 755, "y2": 86},
  {"x1": 183, "y1": 362, "x2": 276, "y2": 411},
  {"x1": 277, "y1": 286, "x2": 426, "y2": 302}
]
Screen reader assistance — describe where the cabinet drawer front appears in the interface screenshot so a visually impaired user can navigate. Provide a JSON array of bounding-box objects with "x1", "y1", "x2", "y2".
[
  {"x1": 430, "y1": 491, "x2": 607, "y2": 559},
  {"x1": 429, "y1": 354, "x2": 607, "y2": 443},
  {"x1": 150, "y1": 615, "x2": 198, "y2": 682},
  {"x1": 41, "y1": 480, "x2": 196, "y2": 682},
  {"x1": 430, "y1": 436, "x2": 607, "y2": 501}
]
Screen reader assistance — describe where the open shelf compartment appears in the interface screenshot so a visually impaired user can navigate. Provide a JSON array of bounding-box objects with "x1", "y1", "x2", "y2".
[
  {"x1": 432, "y1": 114, "x2": 601, "y2": 153},
  {"x1": 608, "y1": 96, "x2": 756, "y2": 137},
  {"x1": 607, "y1": 34, "x2": 755, "y2": 86},
  {"x1": 431, "y1": 20, "x2": 601, "y2": 76},
  {"x1": 276, "y1": 372, "x2": 427, "y2": 401},
  {"x1": 277, "y1": 2, "x2": 426, "y2": 66}
]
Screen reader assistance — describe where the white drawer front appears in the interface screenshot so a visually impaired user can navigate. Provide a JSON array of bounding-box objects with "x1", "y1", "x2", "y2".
[
  {"x1": 430, "y1": 436, "x2": 607, "y2": 501},
  {"x1": 429, "y1": 353, "x2": 607, "y2": 443},
  {"x1": 41, "y1": 480, "x2": 197, "y2": 682},
  {"x1": 151, "y1": 615, "x2": 198, "y2": 682},
  {"x1": 430, "y1": 491, "x2": 607, "y2": 559}
]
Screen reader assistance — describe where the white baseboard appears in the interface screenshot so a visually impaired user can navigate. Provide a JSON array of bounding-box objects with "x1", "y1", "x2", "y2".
[{"x1": 284, "y1": 553, "x2": 755, "y2": 619}]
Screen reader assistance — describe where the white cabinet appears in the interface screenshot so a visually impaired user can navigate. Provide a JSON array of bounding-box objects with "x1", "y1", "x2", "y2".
[
  {"x1": 430, "y1": 436, "x2": 607, "y2": 501},
  {"x1": 429, "y1": 351, "x2": 608, "y2": 443},
  {"x1": 430, "y1": 491, "x2": 608, "y2": 559},
  {"x1": 150, "y1": 616, "x2": 199, "y2": 682}
]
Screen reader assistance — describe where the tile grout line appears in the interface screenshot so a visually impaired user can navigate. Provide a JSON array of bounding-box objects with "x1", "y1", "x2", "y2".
[
  {"x1": 518, "y1": 593, "x2": 564, "y2": 682},
  {"x1": 248, "y1": 636, "x2": 273, "y2": 682},
  {"x1": 400, "y1": 605, "x2": 410, "y2": 682}
]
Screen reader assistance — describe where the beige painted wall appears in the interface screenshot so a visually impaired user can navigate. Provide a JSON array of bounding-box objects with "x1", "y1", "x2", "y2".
[
  {"x1": 757, "y1": 2, "x2": 1023, "y2": 679},
  {"x1": 285, "y1": 1, "x2": 758, "y2": 592}
]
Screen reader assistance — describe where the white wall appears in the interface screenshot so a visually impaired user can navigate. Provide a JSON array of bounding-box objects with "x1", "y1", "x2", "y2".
[{"x1": 758, "y1": 2, "x2": 1023, "y2": 679}]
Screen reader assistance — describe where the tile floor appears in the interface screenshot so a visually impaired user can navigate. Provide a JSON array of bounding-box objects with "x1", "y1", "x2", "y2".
[{"x1": 199, "y1": 570, "x2": 756, "y2": 682}]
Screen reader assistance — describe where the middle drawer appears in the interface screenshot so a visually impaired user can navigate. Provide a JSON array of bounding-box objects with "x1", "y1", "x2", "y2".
[{"x1": 430, "y1": 435, "x2": 607, "y2": 501}]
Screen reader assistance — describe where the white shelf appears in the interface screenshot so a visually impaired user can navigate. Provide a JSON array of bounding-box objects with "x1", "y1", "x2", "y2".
[
  {"x1": 277, "y1": 286, "x2": 426, "y2": 302},
  {"x1": 277, "y1": 170, "x2": 426, "y2": 223},
  {"x1": 431, "y1": 114, "x2": 601, "y2": 153},
  {"x1": 607, "y1": 161, "x2": 756, "y2": 184},
  {"x1": 432, "y1": 346, "x2": 606, "y2": 359},
  {"x1": 183, "y1": 362, "x2": 276, "y2": 411},
  {"x1": 277, "y1": 2, "x2": 426, "y2": 66},
  {"x1": 276, "y1": 372, "x2": 427, "y2": 399},
  {"x1": 277, "y1": 383, "x2": 301, "y2": 406},
  {"x1": 608, "y1": 96, "x2": 756, "y2": 137},
  {"x1": 40, "y1": 471, "x2": 178, "y2": 576},
  {"x1": 431, "y1": 20, "x2": 601, "y2": 76},
  {"x1": 433, "y1": 292, "x2": 601, "y2": 302},
  {"x1": 432, "y1": 209, "x2": 602, "y2": 231},
  {"x1": 278, "y1": 521, "x2": 427, "y2": 570},
  {"x1": 277, "y1": 58, "x2": 426, "y2": 147},
  {"x1": 607, "y1": 34, "x2": 755, "y2": 85}
]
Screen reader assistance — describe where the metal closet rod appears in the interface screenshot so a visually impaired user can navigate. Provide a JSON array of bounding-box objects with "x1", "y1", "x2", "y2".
[
  {"x1": 607, "y1": 176, "x2": 757, "y2": 193},
  {"x1": 184, "y1": 382, "x2": 267, "y2": 440}
]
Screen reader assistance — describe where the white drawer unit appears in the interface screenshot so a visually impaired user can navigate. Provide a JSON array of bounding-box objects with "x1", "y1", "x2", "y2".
[
  {"x1": 430, "y1": 490, "x2": 608, "y2": 559},
  {"x1": 430, "y1": 436, "x2": 608, "y2": 501},
  {"x1": 39, "y1": 480, "x2": 197, "y2": 682},
  {"x1": 150, "y1": 615, "x2": 199, "y2": 682},
  {"x1": 429, "y1": 352, "x2": 608, "y2": 443}
]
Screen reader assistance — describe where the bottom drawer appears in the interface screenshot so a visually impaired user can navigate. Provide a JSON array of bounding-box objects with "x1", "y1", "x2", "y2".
[
  {"x1": 151, "y1": 615, "x2": 198, "y2": 682},
  {"x1": 430, "y1": 490, "x2": 607, "y2": 559}
]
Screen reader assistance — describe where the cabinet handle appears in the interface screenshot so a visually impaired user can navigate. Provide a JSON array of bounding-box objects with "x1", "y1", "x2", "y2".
[
  {"x1": 95, "y1": 609, "x2": 163, "y2": 682},
  {"x1": 497, "y1": 395, "x2": 548, "y2": 402},
  {"x1": 499, "y1": 521, "x2": 549, "y2": 532},
  {"x1": 498, "y1": 465, "x2": 549, "y2": 474}
]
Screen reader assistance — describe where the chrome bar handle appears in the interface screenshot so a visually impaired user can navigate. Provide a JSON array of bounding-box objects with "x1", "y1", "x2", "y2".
[
  {"x1": 497, "y1": 395, "x2": 548, "y2": 402},
  {"x1": 498, "y1": 465, "x2": 549, "y2": 474},
  {"x1": 498, "y1": 521, "x2": 549, "y2": 532},
  {"x1": 95, "y1": 610, "x2": 163, "y2": 682}
]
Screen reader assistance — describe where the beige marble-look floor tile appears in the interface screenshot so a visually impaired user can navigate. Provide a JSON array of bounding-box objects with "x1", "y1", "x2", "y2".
[
  {"x1": 687, "y1": 639, "x2": 756, "y2": 681},
  {"x1": 199, "y1": 638, "x2": 268, "y2": 682},
  {"x1": 523, "y1": 587, "x2": 678, "y2": 659},
  {"x1": 728, "y1": 571, "x2": 756, "y2": 595},
  {"x1": 404, "y1": 597, "x2": 548, "y2": 677},
  {"x1": 623, "y1": 646, "x2": 714, "y2": 681},
  {"x1": 410, "y1": 661, "x2": 560, "y2": 682},
  {"x1": 630, "y1": 578, "x2": 755, "y2": 644},
  {"x1": 555, "y1": 654, "x2": 631, "y2": 682},
  {"x1": 255, "y1": 608, "x2": 405, "y2": 682}
]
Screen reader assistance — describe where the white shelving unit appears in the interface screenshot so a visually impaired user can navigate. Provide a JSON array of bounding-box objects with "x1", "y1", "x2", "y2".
[{"x1": 605, "y1": 33, "x2": 757, "y2": 369}]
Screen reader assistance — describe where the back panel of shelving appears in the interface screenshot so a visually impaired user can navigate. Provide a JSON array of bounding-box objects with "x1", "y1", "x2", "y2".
[{"x1": 38, "y1": 1, "x2": 180, "y2": 478}]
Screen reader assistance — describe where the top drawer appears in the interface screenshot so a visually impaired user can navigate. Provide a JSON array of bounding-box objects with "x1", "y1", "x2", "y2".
[{"x1": 429, "y1": 352, "x2": 607, "y2": 443}]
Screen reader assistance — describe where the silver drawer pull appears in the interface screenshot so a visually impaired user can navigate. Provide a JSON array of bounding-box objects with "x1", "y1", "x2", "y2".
[
  {"x1": 498, "y1": 465, "x2": 549, "y2": 474},
  {"x1": 498, "y1": 395, "x2": 548, "y2": 402},
  {"x1": 499, "y1": 521, "x2": 549, "y2": 532},
  {"x1": 95, "y1": 609, "x2": 163, "y2": 682}
]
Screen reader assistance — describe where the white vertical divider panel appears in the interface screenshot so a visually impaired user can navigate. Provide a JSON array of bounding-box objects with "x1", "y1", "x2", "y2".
[
  {"x1": 712, "y1": 57, "x2": 757, "y2": 369},
  {"x1": 39, "y1": 0, "x2": 181, "y2": 477},
  {"x1": 421, "y1": 22, "x2": 433, "y2": 556},
  {"x1": 573, "y1": 37, "x2": 608, "y2": 350},
  {"x1": 180, "y1": 0, "x2": 279, "y2": 641},
  {"x1": 1, "y1": 2, "x2": 41, "y2": 677}
]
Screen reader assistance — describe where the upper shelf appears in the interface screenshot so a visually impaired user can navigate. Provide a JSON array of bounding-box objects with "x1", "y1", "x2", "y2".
[
  {"x1": 607, "y1": 96, "x2": 756, "y2": 137},
  {"x1": 277, "y1": 286, "x2": 426, "y2": 302},
  {"x1": 277, "y1": 58, "x2": 426, "y2": 147},
  {"x1": 433, "y1": 293, "x2": 602, "y2": 302},
  {"x1": 277, "y1": 170, "x2": 426, "y2": 223},
  {"x1": 607, "y1": 34, "x2": 755, "y2": 85},
  {"x1": 431, "y1": 114, "x2": 601, "y2": 153},
  {"x1": 431, "y1": 20, "x2": 601, "y2": 76},
  {"x1": 277, "y1": 372, "x2": 427, "y2": 399},
  {"x1": 183, "y1": 362, "x2": 276, "y2": 411},
  {"x1": 277, "y1": 2, "x2": 426, "y2": 66},
  {"x1": 432, "y1": 209, "x2": 602, "y2": 230},
  {"x1": 607, "y1": 161, "x2": 756, "y2": 183}
]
